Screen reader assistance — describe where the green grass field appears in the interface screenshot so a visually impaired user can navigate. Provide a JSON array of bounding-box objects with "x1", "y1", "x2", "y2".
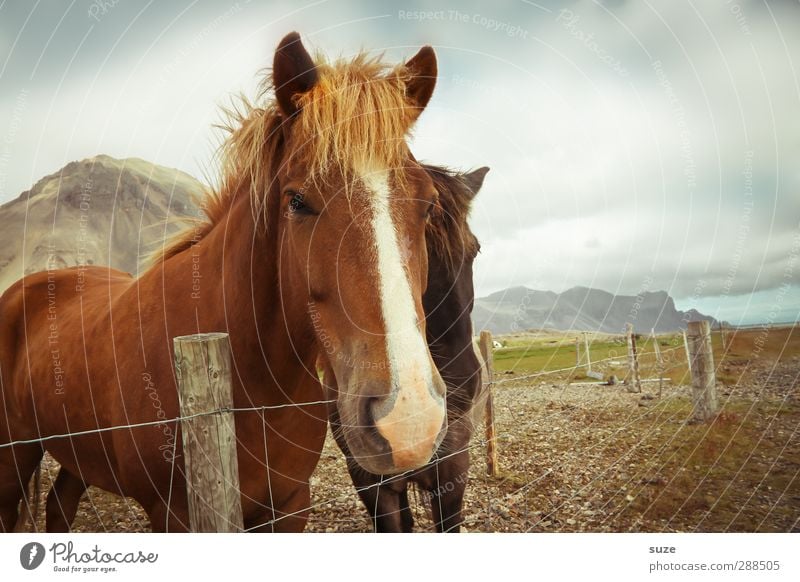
[{"x1": 489, "y1": 325, "x2": 798, "y2": 385}]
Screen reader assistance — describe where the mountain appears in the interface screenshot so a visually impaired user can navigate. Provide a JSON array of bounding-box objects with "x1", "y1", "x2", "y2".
[
  {"x1": 0, "y1": 155, "x2": 203, "y2": 293},
  {"x1": 472, "y1": 285, "x2": 716, "y2": 334}
]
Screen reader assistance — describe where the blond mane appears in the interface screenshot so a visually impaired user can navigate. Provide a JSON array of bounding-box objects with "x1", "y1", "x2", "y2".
[{"x1": 153, "y1": 51, "x2": 419, "y2": 264}]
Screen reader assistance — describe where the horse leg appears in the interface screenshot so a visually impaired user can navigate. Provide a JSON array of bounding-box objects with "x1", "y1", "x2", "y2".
[
  {"x1": 428, "y1": 451, "x2": 470, "y2": 533},
  {"x1": 351, "y1": 472, "x2": 408, "y2": 532},
  {"x1": 246, "y1": 483, "x2": 312, "y2": 533},
  {"x1": 358, "y1": 486, "x2": 405, "y2": 532},
  {"x1": 398, "y1": 486, "x2": 414, "y2": 532},
  {"x1": 430, "y1": 483, "x2": 466, "y2": 532},
  {"x1": 0, "y1": 445, "x2": 44, "y2": 532},
  {"x1": 269, "y1": 483, "x2": 313, "y2": 532},
  {"x1": 45, "y1": 469, "x2": 87, "y2": 532}
]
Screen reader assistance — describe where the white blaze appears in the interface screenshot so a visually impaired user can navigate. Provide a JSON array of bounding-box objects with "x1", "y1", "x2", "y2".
[
  {"x1": 356, "y1": 162, "x2": 445, "y2": 469},
  {"x1": 359, "y1": 163, "x2": 434, "y2": 391}
]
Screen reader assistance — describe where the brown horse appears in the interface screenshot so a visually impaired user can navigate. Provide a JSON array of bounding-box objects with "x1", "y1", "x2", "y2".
[
  {"x1": 325, "y1": 164, "x2": 488, "y2": 532},
  {"x1": 40, "y1": 164, "x2": 488, "y2": 533},
  {"x1": 0, "y1": 32, "x2": 449, "y2": 532}
]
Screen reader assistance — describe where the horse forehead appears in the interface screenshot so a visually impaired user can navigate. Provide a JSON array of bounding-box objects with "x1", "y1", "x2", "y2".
[
  {"x1": 315, "y1": 163, "x2": 422, "y2": 218},
  {"x1": 353, "y1": 162, "x2": 390, "y2": 197}
]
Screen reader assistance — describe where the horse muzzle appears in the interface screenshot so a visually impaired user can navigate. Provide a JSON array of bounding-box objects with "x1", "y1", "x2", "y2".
[{"x1": 345, "y1": 378, "x2": 447, "y2": 475}]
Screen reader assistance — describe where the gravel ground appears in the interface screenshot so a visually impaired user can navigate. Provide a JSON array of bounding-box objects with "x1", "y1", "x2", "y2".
[{"x1": 27, "y1": 356, "x2": 799, "y2": 533}]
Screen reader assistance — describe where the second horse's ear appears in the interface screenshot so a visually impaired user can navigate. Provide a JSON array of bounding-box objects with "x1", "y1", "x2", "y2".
[
  {"x1": 404, "y1": 46, "x2": 437, "y2": 120},
  {"x1": 463, "y1": 166, "x2": 490, "y2": 199},
  {"x1": 273, "y1": 32, "x2": 318, "y2": 118}
]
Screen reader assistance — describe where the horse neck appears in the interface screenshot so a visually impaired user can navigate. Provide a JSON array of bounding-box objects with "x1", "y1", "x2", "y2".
[
  {"x1": 424, "y1": 253, "x2": 481, "y2": 418},
  {"x1": 423, "y1": 253, "x2": 476, "y2": 367}
]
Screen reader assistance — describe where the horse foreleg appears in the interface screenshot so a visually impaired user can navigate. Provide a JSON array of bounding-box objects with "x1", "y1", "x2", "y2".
[
  {"x1": 352, "y1": 473, "x2": 410, "y2": 533},
  {"x1": 398, "y1": 486, "x2": 414, "y2": 532},
  {"x1": 427, "y1": 451, "x2": 470, "y2": 533},
  {"x1": 45, "y1": 469, "x2": 87, "y2": 532},
  {"x1": 246, "y1": 483, "x2": 312, "y2": 533},
  {"x1": 0, "y1": 445, "x2": 44, "y2": 532}
]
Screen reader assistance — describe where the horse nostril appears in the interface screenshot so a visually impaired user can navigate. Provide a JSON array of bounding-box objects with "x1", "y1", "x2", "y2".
[{"x1": 360, "y1": 395, "x2": 379, "y2": 430}]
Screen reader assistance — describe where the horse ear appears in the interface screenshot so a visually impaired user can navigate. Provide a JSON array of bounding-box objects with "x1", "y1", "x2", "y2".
[
  {"x1": 273, "y1": 32, "x2": 318, "y2": 118},
  {"x1": 404, "y1": 46, "x2": 437, "y2": 117},
  {"x1": 463, "y1": 166, "x2": 489, "y2": 199}
]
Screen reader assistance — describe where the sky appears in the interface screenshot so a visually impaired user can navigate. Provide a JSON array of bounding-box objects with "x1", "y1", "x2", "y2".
[{"x1": 1, "y1": 0, "x2": 798, "y2": 325}]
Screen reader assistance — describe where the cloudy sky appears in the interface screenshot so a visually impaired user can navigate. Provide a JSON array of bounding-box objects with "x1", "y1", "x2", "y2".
[{"x1": 1, "y1": 0, "x2": 798, "y2": 324}]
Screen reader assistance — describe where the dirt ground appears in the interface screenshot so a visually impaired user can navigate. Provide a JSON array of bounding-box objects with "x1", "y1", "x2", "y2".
[{"x1": 26, "y1": 328, "x2": 800, "y2": 533}]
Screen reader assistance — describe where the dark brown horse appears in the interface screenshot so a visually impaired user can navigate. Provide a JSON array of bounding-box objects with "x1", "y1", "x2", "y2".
[
  {"x1": 325, "y1": 164, "x2": 488, "y2": 532},
  {"x1": 0, "y1": 32, "x2": 450, "y2": 532}
]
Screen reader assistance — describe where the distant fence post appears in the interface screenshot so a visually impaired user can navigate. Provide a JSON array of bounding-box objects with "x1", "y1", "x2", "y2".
[
  {"x1": 686, "y1": 321, "x2": 718, "y2": 422},
  {"x1": 479, "y1": 330, "x2": 499, "y2": 478},
  {"x1": 174, "y1": 332, "x2": 243, "y2": 532},
  {"x1": 625, "y1": 323, "x2": 642, "y2": 393},
  {"x1": 720, "y1": 322, "x2": 731, "y2": 353},
  {"x1": 575, "y1": 336, "x2": 582, "y2": 367},
  {"x1": 683, "y1": 330, "x2": 692, "y2": 375},
  {"x1": 651, "y1": 328, "x2": 664, "y2": 398},
  {"x1": 583, "y1": 332, "x2": 592, "y2": 374}
]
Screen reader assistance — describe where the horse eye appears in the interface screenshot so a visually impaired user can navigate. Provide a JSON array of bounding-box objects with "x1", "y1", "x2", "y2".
[{"x1": 287, "y1": 191, "x2": 306, "y2": 213}]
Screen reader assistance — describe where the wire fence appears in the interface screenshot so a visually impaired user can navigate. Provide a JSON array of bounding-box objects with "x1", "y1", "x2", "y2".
[
  {"x1": 0, "y1": 400, "x2": 336, "y2": 451},
  {"x1": 10, "y1": 324, "x2": 791, "y2": 533},
  {"x1": 1, "y1": 340, "x2": 686, "y2": 452},
  {"x1": 493, "y1": 343, "x2": 688, "y2": 386}
]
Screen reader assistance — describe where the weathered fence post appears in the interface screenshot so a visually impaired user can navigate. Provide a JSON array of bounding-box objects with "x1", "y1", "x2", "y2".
[
  {"x1": 479, "y1": 330, "x2": 499, "y2": 478},
  {"x1": 683, "y1": 330, "x2": 692, "y2": 375},
  {"x1": 174, "y1": 332, "x2": 243, "y2": 532},
  {"x1": 625, "y1": 323, "x2": 642, "y2": 393},
  {"x1": 583, "y1": 332, "x2": 592, "y2": 373},
  {"x1": 686, "y1": 321, "x2": 718, "y2": 422},
  {"x1": 720, "y1": 322, "x2": 731, "y2": 353},
  {"x1": 651, "y1": 328, "x2": 664, "y2": 398},
  {"x1": 575, "y1": 336, "x2": 582, "y2": 367}
]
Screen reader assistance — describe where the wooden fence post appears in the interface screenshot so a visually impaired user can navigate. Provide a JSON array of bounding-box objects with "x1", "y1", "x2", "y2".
[
  {"x1": 683, "y1": 330, "x2": 692, "y2": 375},
  {"x1": 625, "y1": 323, "x2": 642, "y2": 393},
  {"x1": 575, "y1": 336, "x2": 582, "y2": 367},
  {"x1": 720, "y1": 322, "x2": 731, "y2": 353},
  {"x1": 174, "y1": 332, "x2": 243, "y2": 532},
  {"x1": 651, "y1": 328, "x2": 664, "y2": 398},
  {"x1": 583, "y1": 332, "x2": 592, "y2": 373},
  {"x1": 479, "y1": 330, "x2": 499, "y2": 478},
  {"x1": 686, "y1": 321, "x2": 718, "y2": 422}
]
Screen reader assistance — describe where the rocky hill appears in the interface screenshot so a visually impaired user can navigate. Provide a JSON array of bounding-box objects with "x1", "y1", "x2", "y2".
[
  {"x1": 0, "y1": 155, "x2": 202, "y2": 292},
  {"x1": 472, "y1": 285, "x2": 716, "y2": 334}
]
